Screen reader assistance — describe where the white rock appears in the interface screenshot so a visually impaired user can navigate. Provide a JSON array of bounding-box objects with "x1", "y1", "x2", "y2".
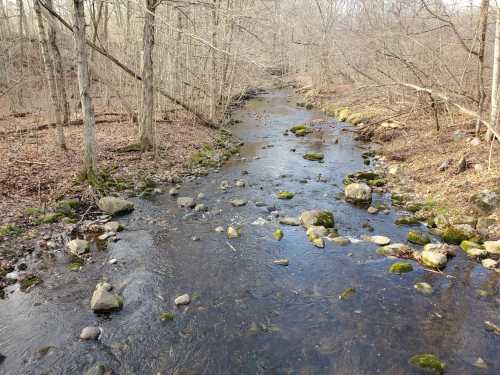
[
  {"x1": 279, "y1": 217, "x2": 301, "y2": 226},
  {"x1": 80, "y1": 326, "x2": 101, "y2": 340},
  {"x1": 369, "y1": 235, "x2": 391, "y2": 246},
  {"x1": 367, "y1": 206, "x2": 378, "y2": 214},
  {"x1": 227, "y1": 226, "x2": 240, "y2": 238},
  {"x1": 273, "y1": 259, "x2": 289, "y2": 266},
  {"x1": 252, "y1": 218, "x2": 267, "y2": 226},
  {"x1": 345, "y1": 183, "x2": 372, "y2": 203},
  {"x1": 169, "y1": 187, "x2": 178, "y2": 196},
  {"x1": 414, "y1": 282, "x2": 433, "y2": 295},
  {"x1": 177, "y1": 197, "x2": 195, "y2": 208},
  {"x1": 174, "y1": 294, "x2": 191, "y2": 306},
  {"x1": 108, "y1": 258, "x2": 117, "y2": 265},
  {"x1": 215, "y1": 226, "x2": 224, "y2": 233},
  {"x1": 484, "y1": 240, "x2": 500, "y2": 255},
  {"x1": 306, "y1": 225, "x2": 328, "y2": 240},
  {"x1": 421, "y1": 249, "x2": 448, "y2": 269},
  {"x1": 332, "y1": 237, "x2": 350, "y2": 245},
  {"x1": 481, "y1": 258, "x2": 498, "y2": 269}
]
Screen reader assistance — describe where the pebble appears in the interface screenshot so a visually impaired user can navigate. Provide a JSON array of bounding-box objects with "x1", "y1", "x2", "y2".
[
  {"x1": 273, "y1": 259, "x2": 289, "y2": 266},
  {"x1": 191, "y1": 236, "x2": 200, "y2": 241},
  {"x1": 80, "y1": 326, "x2": 101, "y2": 340},
  {"x1": 367, "y1": 206, "x2": 378, "y2": 214},
  {"x1": 215, "y1": 226, "x2": 224, "y2": 233},
  {"x1": 414, "y1": 282, "x2": 433, "y2": 295},
  {"x1": 174, "y1": 294, "x2": 191, "y2": 306},
  {"x1": 230, "y1": 199, "x2": 247, "y2": 207},
  {"x1": 474, "y1": 357, "x2": 488, "y2": 369},
  {"x1": 108, "y1": 258, "x2": 117, "y2": 265},
  {"x1": 235, "y1": 180, "x2": 246, "y2": 187},
  {"x1": 227, "y1": 226, "x2": 240, "y2": 238},
  {"x1": 369, "y1": 235, "x2": 391, "y2": 246}
]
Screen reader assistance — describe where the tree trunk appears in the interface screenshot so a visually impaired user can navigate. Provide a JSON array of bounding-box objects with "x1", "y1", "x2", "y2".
[
  {"x1": 138, "y1": 0, "x2": 156, "y2": 151},
  {"x1": 72, "y1": 0, "x2": 97, "y2": 178},
  {"x1": 34, "y1": 0, "x2": 66, "y2": 149},
  {"x1": 16, "y1": 0, "x2": 25, "y2": 109},
  {"x1": 488, "y1": 5, "x2": 500, "y2": 140},
  {"x1": 476, "y1": 0, "x2": 490, "y2": 134},
  {"x1": 46, "y1": 0, "x2": 71, "y2": 131}
]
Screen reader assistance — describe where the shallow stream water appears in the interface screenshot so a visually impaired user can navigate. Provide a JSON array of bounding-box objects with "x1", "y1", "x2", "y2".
[{"x1": 0, "y1": 90, "x2": 498, "y2": 374}]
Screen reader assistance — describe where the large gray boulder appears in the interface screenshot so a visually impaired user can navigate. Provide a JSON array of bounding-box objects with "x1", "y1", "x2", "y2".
[
  {"x1": 90, "y1": 282, "x2": 123, "y2": 312},
  {"x1": 97, "y1": 197, "x2": 134, "y2": 215},
  {"x1": 345, "y1": 183, "x2": 372, "y2": 203},
  {"x1": 471, "y1": 189, "x2": 500, "y2": 214}
]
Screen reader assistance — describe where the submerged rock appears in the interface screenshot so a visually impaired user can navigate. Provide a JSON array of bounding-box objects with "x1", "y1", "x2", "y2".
[
  {"x1": 84, "y1": 363, "x2": 113, "y2": 375},
  {"x1": 177, "y1": 197, "x2": 195, "y2": 208},
  {"x1": 90, "y1": 282, "x2": 123, "y2": 312},
  {"x1": 303, "y1": 152, "x2": 324, "y2": 161},
  {"x1": 414, "y1": 282, "x2": 433, "y2": 295},
  {"x1": 332, "y1": 236, "x2": 350, "y2": 246},
  {"x1": 395, "y1": 215, "x2": 420, "y2": 226},
  {"x1": 409, "y1": 354, "x2": 445, "y2": 374},
  {"x1": 441, "y1": 224, "x2": 477, "y2": 244},
  {"x1": 389, "y1": 262, "x2": 413, "y2": 274},
  {"x1": 276, "y1": 191, "x2": 294, "y2": 200},
  {"x1": 97, "y1": 197, "x2": 134, "y2": 215},
  {"x1": 306, "y1": 225, "x2": 328, "y2": 241},
  {"x1": 194, "y1": 203, "x2": 208, "y2": 212},
  {"x1": 312, "y1": 238, "x2": 325, "y2": 248},
  {"x1": 174, "y1": 294, "x2": 191, "y2": 306},
  {"x1": 345, "y1": 183, "x2": 372, "y2": 203},
  {"x1": 230, "y1": 198, "x2": 247, "y2": 207}
]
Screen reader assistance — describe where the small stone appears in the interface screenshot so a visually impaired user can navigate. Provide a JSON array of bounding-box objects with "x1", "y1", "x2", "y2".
[
  {"x1": 345, "y1": 182, "x2": 372, "y2": 203},
  {"x1": 67, "y1": 239, "x2": 89, "y2": 256},
  {"x1": 215, "y1": 226, "x2": 224, "y2": 233},
  {"x1": 414, "y1": 282, "x2": 433, "y2": 295},
  {"x1": 274, "y1": 229, "x2": 284, "y2": 240},
  {"x1": 174, "y1": 294, "x2": 191, "y2": 306},
  {"x1": 409, "y1": 354, "x2": 445, "y2": 374},
  {"x1": 466, "y1": 248, "x2": 488, "y2": 258},
  {"x1": 169, "y1": 187, "x2": 178, "y2": 196},
  {"x1": 482, "y1": 258, "x2": 498, "y2": 269},
  {"x1": 273, "y1": 259, "x2": 289, "y2": 266},
  {"x1": 84, "y1": 363, "x2": 113, "y2": 375},
  {"x1": 279, "y1": 217, "x2": 301, "y2": 226},
  {"x1": 230, "y1": 199, "x2": 247, "y2": 207},
  {"x1": 177, "y1": 197, "x2": 195, "y2": 208},
  {"x1": 252, "y1": 217, "x2": 267, "y2": 225},
  {"x1": 80, "y1": 326, "x2": 101, "y2": 340},
  {"x1": 108, "y1": 258, "x2": 117, "y2": 264},
  {"x1": 104, "y1": 221, "x2": 122, "y2": 232},
  {"x1": 197, "y1": 192, "x2": 205, "y2": 200},
  {"x1": 312, "y1": 238, "x2": 325, "y2": 248},
  {"x1": 276, "y1": 191, "x2": 294, "y2": 200},
  {"x1": 421, "y1": 249, "x2": 448, "y2": 269},
  {"x1": 369, "y1": 235, "x2": 391, "y2": 246},
  {"x1": 194, "y1": 203, "x2": 208, "y2": 212},
  {"x1": 227, "y1": 226, "x2": 240, "y2": 238},
  {"x1": 90, "y1": 282, "x2": 123, "y2": 312},
  {"x1": 191, "y1": 236, "x2": 200, "y2": 241},
  {"x1": 255, "y1": 201, "x2": 266, "y2": 207},
  {"x1": 407, "y1": 230, "x2": 430, "y2": 245},
  {"x1": 97, "y1": 197, "x2": 134, "y2": 215},
  {"x1": 367, "y1": 206, "x2": 378, "y2": 214},
  {"x1": 235, "y1": 180, "x2": 246, "y2": 187}
]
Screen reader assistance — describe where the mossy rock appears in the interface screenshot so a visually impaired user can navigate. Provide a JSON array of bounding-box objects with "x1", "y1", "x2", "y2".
[
  {"x1": 315, "y1": 211, "x2": 334, "y2": 228},
  {"x1": 339, "y1": 287, "x2": 356, "y2": 300},
  {"x1": 409, "y1": 354, "x2": 445, "y2": 374},
  {"x1": 160, "y1": 311, "x2": 175, "y2": 321},
  {"x1": 395, "y1": 216, "x2": 420, "y2": 226},
  {"x1": 56, "y1": 199, "x2": 80, "y2": 215},
  {"x1": 391, "y1": 193, "x2": 411, "y2": 206},
  {"x1": 0, "y1": 224, "x2": 23, "y2": 237},
  {"x1": 303, "y1": 152, "x2": 324, "y2": 161},
  {"x1": 336, "y1": 108, "x2": 350, "y2": 122},
  {"x1": 460, "y1": 240, "x2": 483, "y2": 252},
  {"x1": 367, "y1": 178, "x2": 385, "y2": 187},
  {"x1": 290, "y1": 124, "x2": 312, "y2": 136},
  {"x1": 389, "y1": 262, "x2": 413, "y2": 274},
  {"x1": 276, "y1": 191, "x2": 294, "y2": 200},
  {"x1": 407, "y1": 230, "x2": 431, "y2": 245},
  {"x1": 343, "y1": 171, "x2": 381, "y2": 185},
  {"x1": 346, "y1": 112, "x2": 366, "y2": 125},
  {"x1": 274, "y1": 229, "x2": 284, "y2": 240},
  {"x1": 68, "y1": 262, "x2": 82, "y2": 272},
  {"x1": 20, "y1": 275, "x2": 42, "y2": 291},
  {"x1": 441, "y1": 225, "x2": 476, "y2": 245}
]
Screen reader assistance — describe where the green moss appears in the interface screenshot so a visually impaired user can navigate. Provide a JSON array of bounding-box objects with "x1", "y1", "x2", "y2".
[
  {"x1": 343, "y1": 171, "x2": 381, "y2": 185},
  {"x1": 160, "y1": 311, "x2": 175, "y2": 321},
  {"x1": 339, "y1": 287, "x2": 356, "y2": 300},
  {"x1": 460, "y1": 240, "x2": 483, "y2": 252},
  {"x1": 290, "y1": 124, "x2": 313, "y2": 136},
  {"x1": 56, "y1": 199, "x2": 80, "y2": 215},
  {"x1": 441, "y1": 226, "x2": 473, "y2": 245},
  {"x1": 367, "y1": 178, "x2": 385, "y2": 187},
  {"x1": 20, "y1": 275, "x2": 42, "y2": 290},
  {"x1": 273, "y1": 229, "x2": 284, "y2": 240},
  {"x1": 0, "y1": 224, "x2": 23, "y2": 237},
  {"x1": 409, "y1": 354, "x2": 445, "y2": 374},
  {"x1": 68, "y1": 262, "x2": 82, "y2": 271},
  {"x1": 395, "y1": 216, "x2": 420, "y2": 226},
  {"x1": 34, "y1": 212, "x2": 61, "y2": 225},
  {"x1": 391, "y1": 193, "x2": 411, "y2": 206},
  {"x1": 316, "y1": 211, "x2": 335, "y2": 228},
  {"x1": 389, "y1": 262, "x2": 413, "y2": 274},
  {"x1": 24, "y1": 207, "x2": 45, "y2": 216},
  {"x1": 276, "y1": 191, "x2": 294, "y2": 200},
  {"x1": 407, "y1": 230, "x2": 431, "y2": 245},
  {"x1": 303, "y1": 152, "x2": 324, "y2": 161}
]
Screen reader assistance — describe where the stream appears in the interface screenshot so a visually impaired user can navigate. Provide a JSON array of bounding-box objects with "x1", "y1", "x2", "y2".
[{"x1": 0, "y1": 89, "x2": 498, "y2": 374}]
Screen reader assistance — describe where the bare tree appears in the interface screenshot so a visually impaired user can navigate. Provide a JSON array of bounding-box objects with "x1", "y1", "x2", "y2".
[
  {"x1": 488, "y1": 5, "x2": 500, "y2": 141},
  {"x1": 34, "y1": 0, "x2": 66, "y2": 149},
  {"x1": 476, "y1": 0, "x2": 490, "y2": 134},
  {"x1": 72, "y1": 0, "x2": 97, "y2": 178}
]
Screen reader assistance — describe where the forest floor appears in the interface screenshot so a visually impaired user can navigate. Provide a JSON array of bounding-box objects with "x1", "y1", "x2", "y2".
[{"x1": 296, "y1": 79, "x2": 500, "y2": 238}]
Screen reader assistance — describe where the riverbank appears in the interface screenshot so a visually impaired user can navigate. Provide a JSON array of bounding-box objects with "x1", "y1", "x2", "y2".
[{"x1": 295, "y1": 82, "x2": 500, "y2": 241}]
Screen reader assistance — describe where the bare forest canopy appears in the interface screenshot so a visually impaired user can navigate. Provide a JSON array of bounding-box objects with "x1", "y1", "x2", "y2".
[{"x1": 0, "y1": 0, "x2": 499, "y2": 178}]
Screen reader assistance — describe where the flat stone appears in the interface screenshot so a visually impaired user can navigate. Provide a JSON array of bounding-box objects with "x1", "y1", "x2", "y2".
[
  {"x1": 367, "y1": 206, "x2": 378, "y2": 214},
  {"x1": 174, "y1": 294, "x2": 191, "y2": 306},
  {"x1": 279, "y1": 217, "x2": 301, "y2": 226},
  {"x1": 177, "y1": 197, "x2": 195, "y2": 208},
  {"x1": 332, "y1": 236, "x2": 350, "y2": 246},
  {"x1": 377, "y1": 243, "x2": 410, "y2": 257},
  {"x1": 80, "y1": 326, "x2": 101, "y2": 340},
  {"x1": 98, "y1": 232, "x2": 114, "y2": 241},
  {"x1": 369, "y1": 235, "x2": 391, "y2": 246}
]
